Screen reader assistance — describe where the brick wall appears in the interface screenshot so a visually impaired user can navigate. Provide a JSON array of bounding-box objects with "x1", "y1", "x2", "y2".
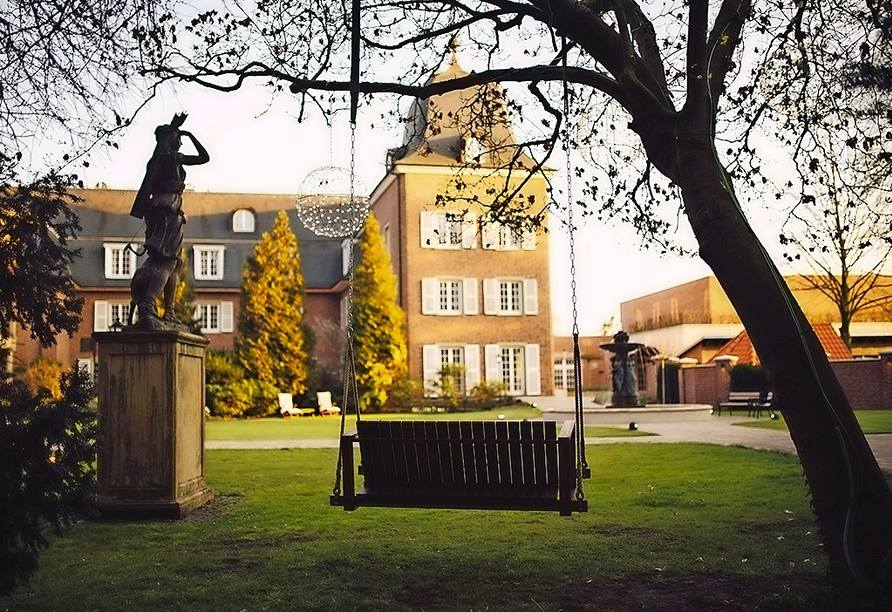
[
  {"x1": 830, "y1": 354, "x2": 892, "y2": 409},
  {"x1": 678, "y1": 364, "x2": 731, "y2": 407},
  {"x1": 676, "y1": 353, "x2": 892, "y2": 409}
]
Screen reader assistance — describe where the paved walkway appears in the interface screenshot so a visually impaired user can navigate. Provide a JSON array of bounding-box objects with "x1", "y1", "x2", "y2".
[{"x1": 206, "y1": 413, "x2": 892, "y2": 473}]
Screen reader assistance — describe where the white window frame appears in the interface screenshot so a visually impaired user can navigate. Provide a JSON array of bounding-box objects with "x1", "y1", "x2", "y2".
[
  {"x1": 103, "y1": 243, "x2": 137, "y2": 279},
  {"x1": 464, "y1": 137, "x2": 488, "y2": 164},
  {"x1": 193, "y1": 245, "x2": 225, "y2": 280},
  {"x1": 232, "y1": 209, "x2": 256, "y2": 233},
  {"x1": 483, "y1": 343, "x2": 541, "y2": 396},
  {"x1": 93, "y1": 300, "x2": 133, "y2": 332},
  {"x1": 421, "y1": 278, "x2": 478, "y2": 315},
  {"x1": 420, "y1": 212, "x2": 477, "y2": 249},
  {"x1": 483, "y1": 278, "x2": 537, "y2": 316},
  {"x1": 422, "y1": 344, "x2": 481, "y2": 396},
  {"x1": 194, "y1": 301, "x2": 234, "y2": 334},
  {"x1": 481, "y1": 223, "x2": 536, "y2": 251},
  {"x1": 553, "y1": 356, "x2": 577, "y2": 391},
  {"x1": 341, "y1": 239, "x2": 357, "y2": 276}
]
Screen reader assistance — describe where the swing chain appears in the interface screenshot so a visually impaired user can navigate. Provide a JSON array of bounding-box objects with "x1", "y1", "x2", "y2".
[{"x1": 560, "y1": 36, "x2": 588, "y2": 501}]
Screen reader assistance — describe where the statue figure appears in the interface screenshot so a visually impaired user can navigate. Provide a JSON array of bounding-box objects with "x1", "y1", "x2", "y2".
[
  {"x1": 128, "y1": 113, "x2": 209, "y2": 331},
  {"x1": 600, "y1": 330, "x2": 644, "y2": 407}
]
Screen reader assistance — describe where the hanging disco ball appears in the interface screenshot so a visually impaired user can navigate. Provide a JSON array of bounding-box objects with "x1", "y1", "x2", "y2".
[{"x1": 295, "y1": 165, "x2": 370, "y2": 237}]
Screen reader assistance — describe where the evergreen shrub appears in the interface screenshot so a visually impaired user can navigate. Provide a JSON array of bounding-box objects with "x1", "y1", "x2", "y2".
[{"x1": 0, "y1": 368, "x2": 97, "y2": 597}]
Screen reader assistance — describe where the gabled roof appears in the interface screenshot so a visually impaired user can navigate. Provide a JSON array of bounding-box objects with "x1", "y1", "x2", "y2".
[
  {"x1": 710, "y1": 323, "x2": 853, "y2": 364},
  {"x1": 67, "y1": 188, "x2": 347, "y2": 291}
]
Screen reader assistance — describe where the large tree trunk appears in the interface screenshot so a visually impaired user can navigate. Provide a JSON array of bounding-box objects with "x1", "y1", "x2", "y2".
[{"x1": 671, "y1": 130, "x2": 892, "y2": 592}]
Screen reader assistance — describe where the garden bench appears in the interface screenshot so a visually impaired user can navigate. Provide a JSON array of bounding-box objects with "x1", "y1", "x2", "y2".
[
  {"x1": 716, "y1": 390, "x2": 774, "y2": 417},
  {"x1": 331, "y1": 419, "x2": 588, "y2": 516}
]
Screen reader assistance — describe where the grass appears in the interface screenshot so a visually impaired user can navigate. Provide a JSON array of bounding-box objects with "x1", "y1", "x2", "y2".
[
  {"x1": 736, "y1": 409, "x2": 892, "y2": 434},
  {"x1": 3, "y1": 444, "x2": 835, "y2": 611},
  {"x1": 206, "y1": 407, "x2": 654, "y2": 441}
]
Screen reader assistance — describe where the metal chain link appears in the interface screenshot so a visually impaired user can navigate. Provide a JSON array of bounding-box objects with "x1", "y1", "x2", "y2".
[
  {"x1": 561, "y1": 37, "x2": 587, "y2": 501},
  {"x1": 332, "y1": 120, "x2": 363, "y2": 498}
]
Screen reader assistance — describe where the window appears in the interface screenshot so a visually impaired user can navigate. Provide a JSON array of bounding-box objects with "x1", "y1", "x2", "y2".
[
  {"x1": 484, "y1": 343, "x2": 541, "y2": 396},
  {"x1": 464, "y1": 137, "x2": 487, "y2": 164},
  {"x1": 500, "y1": 346, "x2": 524, "y2": 394},
  {"x1": 421, "y1": 278, "x2": 478, "y2": 315},
  {"x1": 420, "y1": 212, "x2": 476, "y2": 249},
  {"x1": 194, "y1": 302, "x2": 234, "y2": 333},
  {"x1": 193, "y1": 245, "x2": 225, "y2": 280},
  {"x1": 93, "y1": 301, "x2": 132, "y2": 332},
  {"x1": 482, "y1": 278, "x2": 538, "y2": 315},
  {"x1": 481, "y1": 223, "x2": 536, "y2": 251},
  {"x1": 103, "y1": 243, "x2": 137, "y2": 279},
  {"x1": 439, "y1": 280, "x2": 462, "y2": 313},
  {"x1": 439, "y1": 346, "x2": 466, "y2": 395},
  {"x1": 499, "y1": 281, "x2": 522, "y2": 314},
  {"x1": 341, "y1": 239, "x2": 357, "y2": 275},
  {"x1": 422, "y1": 344, "x2": 480, "y2": 396},
  {"x1": 232, "y1": 209, "x2": 256, "y2": 233},
  {"x1": 554, "y1": 356, "x2": 577, "y2": 391}
]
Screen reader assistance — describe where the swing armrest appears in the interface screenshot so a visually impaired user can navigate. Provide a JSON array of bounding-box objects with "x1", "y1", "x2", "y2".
[
  {"x1": 558, "y1": 420, "x2": 576, "y2": 517},
  {"x1": 332, "y1": 430, "x2": 359, "y2": 510}
]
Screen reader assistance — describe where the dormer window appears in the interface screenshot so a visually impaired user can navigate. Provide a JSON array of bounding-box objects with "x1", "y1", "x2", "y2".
[
  {"x1": 464, "y1": 137, "x2": 487, "y2": 164},
  {"x1": 232, "y1": 209, "x2": 256, "y2": 233}
]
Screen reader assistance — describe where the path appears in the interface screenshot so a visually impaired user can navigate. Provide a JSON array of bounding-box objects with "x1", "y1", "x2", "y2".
[{"x1": 205, "y1": 413, "x2": 892, "y2": 473}]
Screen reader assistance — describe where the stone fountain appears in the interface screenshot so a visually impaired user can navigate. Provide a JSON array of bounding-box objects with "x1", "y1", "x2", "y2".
[{"x1": 600, "y1": 330, "x2": 645, "y2": 407}]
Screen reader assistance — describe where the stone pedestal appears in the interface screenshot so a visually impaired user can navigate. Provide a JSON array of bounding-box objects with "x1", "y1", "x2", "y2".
[{"x1": 94, "y1": 331, "x2": 213, "y2": 519}]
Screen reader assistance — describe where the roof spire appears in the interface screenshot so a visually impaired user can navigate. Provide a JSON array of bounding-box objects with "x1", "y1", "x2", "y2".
[{"x1": 448, "y1": 35, "x2": 459, "y2": 66}]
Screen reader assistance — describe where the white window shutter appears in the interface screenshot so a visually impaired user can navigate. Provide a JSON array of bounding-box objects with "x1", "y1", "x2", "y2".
[
  {"x1": 483, "y1": 278, "x2": 498, "y2": 315},
  {"x1": 464, "y1": 344, "x2": 481, "y2": 390},
  {"x1": 463, "y1": 278, "x2": 478, "y2": 315},
  {"x1": 422, "y1": 344, "x2": 440, "y2": 395},
  {"x1": 481, "y1": 223, "x2": 497, "y2": 250},
  {"x1": 221, "y1": 302, "x2": 234, "y2": 332},
  {"x1": 93, "y1": 301, "x2": 108, "y2": 332},
  {"x1": 461, "y1": 213, "x2": 477, "y2": 249},
  {"x1": 420, "y1": 212, "x2": 435, "y2": 248},
  {"x1": 522, "y1": 229, "x2": 536, "y2": 250},
  {"x1": 524, "y1": 344, "x2": 542, "y2": 396},
  {"x1": 421, "y1": 278, "x2": 438, "y2": 314},
  {"x1": 484, "y1": 344, "x2": 501, "y2": 382},
  {"x1": 523, "y1": 279, "x2": 539, "y2": 315}
]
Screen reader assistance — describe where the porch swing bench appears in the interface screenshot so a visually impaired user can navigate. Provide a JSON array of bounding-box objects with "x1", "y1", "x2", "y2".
[{"x1": 331, "y1": 419, "x2": 588, "y2": 516}]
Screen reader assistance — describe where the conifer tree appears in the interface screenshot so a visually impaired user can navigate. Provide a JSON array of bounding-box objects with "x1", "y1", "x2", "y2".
[
  {"x1": 172, "y1": 249, "x2": 201, "y2": 335},
  {"x1": 237, "y1": 211, "x2": 309, "y2": 396},
  {"x1": 351, "y1": 213, "x2": 408, "y2": 410}
]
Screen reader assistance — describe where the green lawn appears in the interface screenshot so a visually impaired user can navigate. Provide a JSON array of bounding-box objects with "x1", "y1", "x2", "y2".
[
  {"x1": 206, "y1": 407, "x2": 654, "y2": 441},
  {"x1": 4, "y1": 444, "x2": 832, "y2": 611},
  {"x1": 736, "y1": 409, "x2": 892, "y2": 434}
]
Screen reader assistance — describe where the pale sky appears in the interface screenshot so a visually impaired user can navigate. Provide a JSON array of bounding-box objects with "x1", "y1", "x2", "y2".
[{"x1": 61, "y1": 81, "x2": 791, "y2": 337}]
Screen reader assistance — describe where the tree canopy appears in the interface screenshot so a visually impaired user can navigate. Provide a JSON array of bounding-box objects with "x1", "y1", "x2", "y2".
[
  {"x1": 351, "y1": 213, "x2": 408, "y2": 411},
  {"x1": 237, "y1": 210, "x2": 310, "y2": 396},
  {"x1": 0, "y1": 170, "x2": 84, "y2": 348}
]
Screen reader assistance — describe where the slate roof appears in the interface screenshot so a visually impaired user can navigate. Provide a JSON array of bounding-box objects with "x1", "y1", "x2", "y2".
[
  {"x1": 68, "y1": 188, "x2": 346, "y2": 291},
  {"x1": 710, "y1": 323, "x2": 853, "y2": 364}
]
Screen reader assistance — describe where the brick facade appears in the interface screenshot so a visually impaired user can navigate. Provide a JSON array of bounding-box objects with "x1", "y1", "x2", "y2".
[{"x1": 674, "y1": 354, "x2": 892, "y2": 409}]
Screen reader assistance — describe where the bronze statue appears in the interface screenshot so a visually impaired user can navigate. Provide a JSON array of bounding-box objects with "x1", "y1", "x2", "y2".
[{"x1": 128, "y1": 113, "x2": 209, "y2": 331}]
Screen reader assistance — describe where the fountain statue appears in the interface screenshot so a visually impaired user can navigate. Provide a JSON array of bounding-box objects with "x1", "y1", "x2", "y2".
[{"x1": 600, "y1": 331, "x2": 644, "y2": 407}]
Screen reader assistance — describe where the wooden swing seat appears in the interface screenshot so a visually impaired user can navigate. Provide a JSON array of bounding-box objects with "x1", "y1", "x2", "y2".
[{"x1": 331, "y1": 419, "x2": 588, "y2": 516}]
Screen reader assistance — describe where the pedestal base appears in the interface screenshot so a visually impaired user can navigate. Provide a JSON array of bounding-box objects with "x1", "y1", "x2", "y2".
[
  {"x1": 610, "y1": 391, "x2": 641, "y2": 407},
  {"x1": 94, "y1": 331, "x2": 212, "y2": 520}
]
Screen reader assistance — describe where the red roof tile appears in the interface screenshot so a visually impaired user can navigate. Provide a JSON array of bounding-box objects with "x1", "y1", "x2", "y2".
[{"x1": 710, "y1": 323, "x2": 852, "y2": 364}]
